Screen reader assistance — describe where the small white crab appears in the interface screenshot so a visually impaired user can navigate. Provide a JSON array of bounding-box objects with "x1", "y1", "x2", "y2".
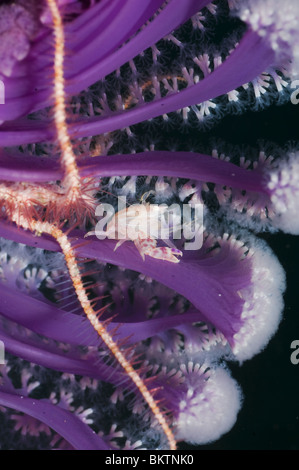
[{"x1": 86, "y1": 201, "x2": 183, "y2": 264}]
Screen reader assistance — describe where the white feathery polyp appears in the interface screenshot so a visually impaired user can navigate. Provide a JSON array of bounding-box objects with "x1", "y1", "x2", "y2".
[
  {"x1": 175, "y1": 368, "x2": 242, "y2": 444},
  {"x1": 267, "y1": 152, "x2": 299, "y2": 234},
  {"x1": 237, "y1": 0, "x2": 299, "y2": 77},
  {"x1": 232, "y1": 238, "x2": 285, "y2": 362}
]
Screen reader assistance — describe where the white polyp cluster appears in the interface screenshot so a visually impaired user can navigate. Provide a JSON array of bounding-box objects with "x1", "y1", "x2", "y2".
[
  {"x1": 238, "y1": 0, "x2": 299, "y2": 77},
  {"x1": 232, "y1": 238, "x2": 286, "y2": 362},
  {"x1": 0, "y1": 237, "x2": 66, "y2": 297},
  {"x1": 266, "y1": 152, "x2": 299, "y2": 235},
  {"x1": 175, "y1": 367, "x2": 242, "y2": 444}
]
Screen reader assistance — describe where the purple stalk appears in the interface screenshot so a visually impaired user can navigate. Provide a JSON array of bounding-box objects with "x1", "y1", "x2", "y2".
[
  {"x1": 0, "y1": 282, "x2": 203, "y2": 346},
  {"x1": 0, "y1": 150, "x2": 270, "y2": 195},
  {"x1": 0, "y1": 390, "x2": 110, "y2": 449},
  {"x1": 80, "y1": 151, "x2": 269, "y2": 194},
  {"x1": 34, "y1": 0, "x2": 167, "y2": 71},
  {"x1": 0, "y1": 324, "x2": 110, "y2": 381},
  {"x1": 66, "y1": 0, "x2": 168, "y2": 73}
]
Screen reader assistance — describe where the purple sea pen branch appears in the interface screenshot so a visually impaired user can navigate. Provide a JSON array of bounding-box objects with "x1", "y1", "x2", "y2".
[
  {"x1": 0, "y1": 390, "x2": 109, "y2": 449},
  {"x1": 2, "y1": 149, "x2": 292, "y2": 234},
  {"x1": 0, "y1": 282, "x2": 204, "y2": 347},
  {"x1": 0, "y1": 150, "x2": 268, "y2": 191},
  {"x1": 80, "y1": 152, "x2": 268, "y2": 193},
  {"x1": 65, "y1": 0, "x2": 169, "y2": 75},
  {"x1": 0, "y1": 325, "x2": 109, "y2": 381}
]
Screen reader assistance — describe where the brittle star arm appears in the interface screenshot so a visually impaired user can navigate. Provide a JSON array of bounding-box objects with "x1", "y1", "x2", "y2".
[{"x1": 17, "y1": 216, "x2": 177, "y2": 450}]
